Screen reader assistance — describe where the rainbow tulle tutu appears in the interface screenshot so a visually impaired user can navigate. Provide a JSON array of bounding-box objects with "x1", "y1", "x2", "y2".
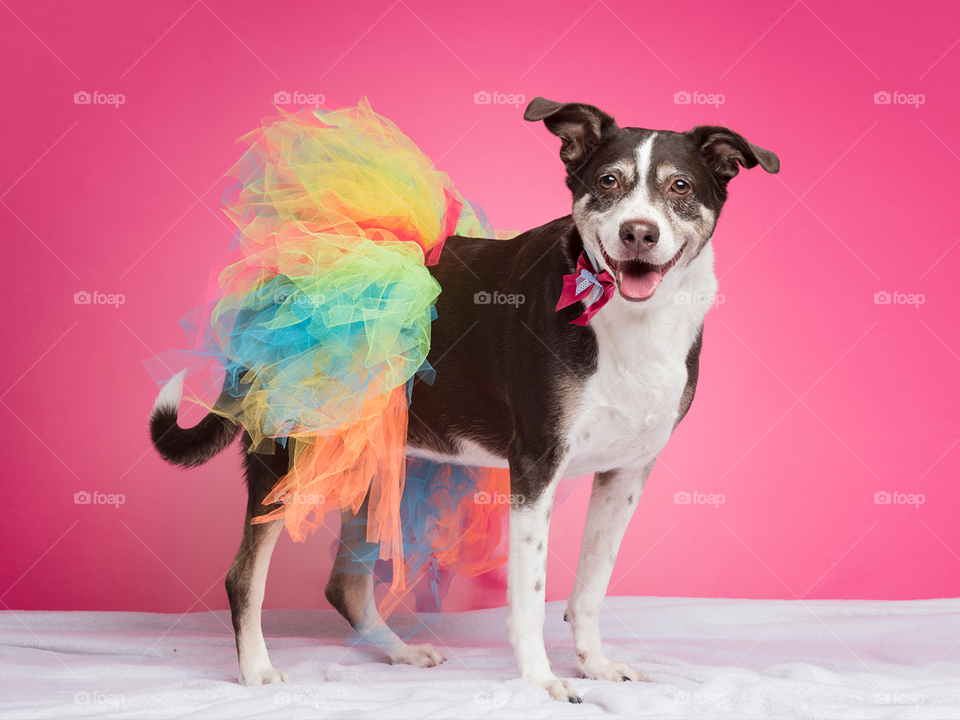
[{"x1": 145, "y1": 100, "x2": 512, "y2": 613}]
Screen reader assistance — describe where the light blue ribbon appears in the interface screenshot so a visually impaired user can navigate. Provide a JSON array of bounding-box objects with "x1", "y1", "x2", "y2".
[{"x1": 576, "y1": 269, "x2": 604, "y2": 306}]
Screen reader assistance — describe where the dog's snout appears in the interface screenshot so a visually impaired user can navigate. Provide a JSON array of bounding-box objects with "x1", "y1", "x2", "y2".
[{"x1": 619, "y1": 220, "x2": 660, "y2": 249}]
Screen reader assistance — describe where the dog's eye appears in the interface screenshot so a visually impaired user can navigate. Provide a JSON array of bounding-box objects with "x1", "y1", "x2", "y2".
[
  {"x1": 671, "y1": 179, "x2": 691, "y2": 195},
  {"x1": 598, "y1": 174, "x2": 618, "y2": 190}
]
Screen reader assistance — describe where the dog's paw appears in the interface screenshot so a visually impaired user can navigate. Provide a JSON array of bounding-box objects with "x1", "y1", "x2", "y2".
[
  {"x1": 525, "y1": 674, "x2": 583, "y2": 703},
  {"x1": 580, "y1": 658, "x2": 645, "y2": 683},
  {"x1": 549, "y1": 678, "x2": 583, "y2": 703},
  {"x1": 390, "y1": 642, "x2": 446, "y2": 668},
  {"x1": 239, "y1": 666, "x2": 289, "y2": 686}
]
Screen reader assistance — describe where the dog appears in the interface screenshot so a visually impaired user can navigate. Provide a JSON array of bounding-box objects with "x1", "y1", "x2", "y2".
[{"x1": 149, "y1": 97, "x2": 778, "y2": 703}]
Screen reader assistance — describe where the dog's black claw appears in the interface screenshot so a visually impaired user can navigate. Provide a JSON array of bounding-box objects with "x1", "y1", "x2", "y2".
[
  {"x1": 622, "y1": 675, "x2": 631, "y2": 681},
  {"x1": 563, "y1": 612, "x2": 569, "y2": 622},
  {"x1": 569, "y1": 696, "x2": 583, "y2": 704}
]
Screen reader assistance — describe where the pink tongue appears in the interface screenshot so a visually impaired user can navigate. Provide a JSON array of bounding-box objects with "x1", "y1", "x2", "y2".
[{"x1": 618, "y1": 269, "x2": 662, "y2": 299}]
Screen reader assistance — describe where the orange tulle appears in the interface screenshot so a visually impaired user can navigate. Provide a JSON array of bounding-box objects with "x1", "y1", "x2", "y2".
[{"x1": 250, "y1": 384, "x2": 411, "y2": 584}]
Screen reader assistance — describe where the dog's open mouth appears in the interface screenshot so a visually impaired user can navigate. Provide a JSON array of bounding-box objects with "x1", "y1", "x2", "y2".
[{"x1": 598, "y1": 241, "x2": 685, "y2": 301}]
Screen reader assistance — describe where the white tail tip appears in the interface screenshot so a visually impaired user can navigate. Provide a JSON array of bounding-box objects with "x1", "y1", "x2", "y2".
[{"x1": 153, "y1": 370, "x2": 186, "y2": 413}]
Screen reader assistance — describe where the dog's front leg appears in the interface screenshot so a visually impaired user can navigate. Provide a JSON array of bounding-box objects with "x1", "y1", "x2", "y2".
[
  {"x1": 565, "y1": 463, "x2": 655, "y2": 683},
  {"x1": 507, "y1": 455, "x2": 582, "y2": 703}
]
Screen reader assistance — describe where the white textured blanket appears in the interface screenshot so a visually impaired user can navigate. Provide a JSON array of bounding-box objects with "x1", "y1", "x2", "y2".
[{"x1": 2, "y1": 597, "x2": 959, "y2": 718}]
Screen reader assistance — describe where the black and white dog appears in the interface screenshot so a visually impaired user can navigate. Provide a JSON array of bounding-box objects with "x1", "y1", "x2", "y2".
[{"x1": 150, "y1": 97, "x2": 778, "y2": 703}]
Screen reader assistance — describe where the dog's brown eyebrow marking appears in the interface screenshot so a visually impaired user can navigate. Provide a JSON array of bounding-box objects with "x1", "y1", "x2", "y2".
[
  {"x1": 657, "y1": 162, "x2": 683, "y2": 184},
  {"x1": 606, "y1": 160, "x2": 637, "y2": 185}
]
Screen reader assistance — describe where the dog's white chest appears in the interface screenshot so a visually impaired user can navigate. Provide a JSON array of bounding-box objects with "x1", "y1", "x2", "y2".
[
  {"x1": 562, "y1": 329, "x2": 685, "y2": 477},
  {"x1": 562, "y1": 263, "x2": 715, "y2": 478}
]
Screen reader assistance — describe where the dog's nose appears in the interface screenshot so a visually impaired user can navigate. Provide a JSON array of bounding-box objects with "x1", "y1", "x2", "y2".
[{"x1": 619, "y1": 220, "x2": 660, "y2": 249}]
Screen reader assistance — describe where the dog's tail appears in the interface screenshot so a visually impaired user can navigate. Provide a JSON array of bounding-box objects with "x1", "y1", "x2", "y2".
[{"x1": 149, "y1": 371, "x2": 241, "y2": 468}]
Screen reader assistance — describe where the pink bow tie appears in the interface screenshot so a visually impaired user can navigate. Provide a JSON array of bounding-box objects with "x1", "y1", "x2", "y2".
[{"x1": 556, "y1": 251, "x2": 615, "y2": 326}]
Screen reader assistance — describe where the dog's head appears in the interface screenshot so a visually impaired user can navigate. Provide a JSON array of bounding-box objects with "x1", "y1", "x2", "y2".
[{"x1": 524, "y1": 97, "x2": 779, "y2": 303}]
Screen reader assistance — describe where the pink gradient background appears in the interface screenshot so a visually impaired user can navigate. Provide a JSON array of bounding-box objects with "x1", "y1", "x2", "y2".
[{"x1": 2, "y1": 0, "x2": 960, "y2": 616}]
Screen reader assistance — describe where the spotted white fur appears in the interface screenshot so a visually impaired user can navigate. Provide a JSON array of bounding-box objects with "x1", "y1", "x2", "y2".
[{"x1": 506, "y1": 474, "x2": 580, "y2": 701}]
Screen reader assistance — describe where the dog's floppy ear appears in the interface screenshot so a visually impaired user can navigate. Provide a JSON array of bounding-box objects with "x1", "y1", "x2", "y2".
[
  {"x1": 686, "y1": 126, "x2": 780, "y2": 184},
  {"x1": 524, "y1": 97, "x2": 619, "y2": 170}
]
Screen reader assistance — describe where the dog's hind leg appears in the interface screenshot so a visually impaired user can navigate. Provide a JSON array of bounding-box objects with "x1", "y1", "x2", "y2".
[
  {"x1": 225, "y1": 440, "x2": 289, "y2": 686},
  {"x1": 324, "y1": 501, "x2": 446, "y2": 668},
  {"x1": 564, "y1": 462, "x2": 655, "y2": 683}
]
